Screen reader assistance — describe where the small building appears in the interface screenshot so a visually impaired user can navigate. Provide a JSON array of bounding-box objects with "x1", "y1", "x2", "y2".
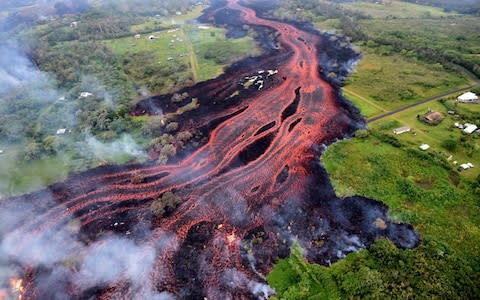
[
  {"x1": 464, "y1": 124, "x2": 478, "y2": 134},
  {"x1": 134, "y1": 34, "x2": 141, "y2": 39},
  {"x1": 423, "y1": 111, "x2": 444, "y2": 124},
  {"x1": 70, "y1": 21, "x2": 78, "y2": 29},
  {"x1": 460, "y1": 163, "x2": 474, "y2": 170},
  {"x1": 447, "y1": 110, "x2": 455, "y2": 115},
  {"x1": 393, "y1": 126, "x2": 411, "y2": 135},
  {"x1": 419, "y1": 144, "x2": 430, "y2": 151},
  {"x1": 198, "y1": 25, "x2": 210, "y2": 30},
  {"x1": 148, "y1": 35, "x2": 157, "y2": 40},
  {"x1": 457, "y1": 92, "x2": 478, "y2": 103},
  {"x1": 79, "y1": 92, "x2": 93, "y2": 98},
  {"x1": 56, "y1": 128, "x2": 67, "y2": 135}
]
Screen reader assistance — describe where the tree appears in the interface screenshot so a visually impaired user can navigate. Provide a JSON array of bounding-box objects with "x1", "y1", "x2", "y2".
[
  {"x1": 150, "y1": 191, "x2": 182, "y2": 216},
  {"x1": 23, "y1": 142, "x2": 42, "y2": 161},
  {"x1": 165, "y1": 122, "x2": 179, "y2": 133}
]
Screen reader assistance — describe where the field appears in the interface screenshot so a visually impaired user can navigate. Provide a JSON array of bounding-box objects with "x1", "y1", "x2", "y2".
[
  {"x1": 106, "y1": 24, "x2": 257, "y2": 92},
  {"x1": 0, "y1": 147, "x2": 72, "y2": 197},
  {"x1": 341, "y1": 0, "x2": 454, "y2": 19},
  {"x1": 369, "y1": 100, "x2": 480, "y2": 179},
  {"x1": 343, "y1": 49, "x2": 473, "y2": 117}
]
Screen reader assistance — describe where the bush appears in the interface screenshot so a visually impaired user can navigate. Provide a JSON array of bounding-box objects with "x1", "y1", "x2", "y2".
[
  {"x1": 150, "y1": 191, "x2": 182, "y2": 216},
  {"x1": 441, "y1": 139, "x2": 457, "y2": 152}
]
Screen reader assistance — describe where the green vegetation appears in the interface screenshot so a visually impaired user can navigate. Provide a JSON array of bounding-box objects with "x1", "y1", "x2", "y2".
[
  {"x1": 341, "y1": 0, "x2": 453, "y2": 19},
  {"x1": 268, "y1": 130, "x2": 480, "y2": 298},
  {"x1": 344, "y1": 49, "x2": 471, "y2": 115},
  {"x1": 358, "y1": 16, "x2": 480, "y2": 77}
]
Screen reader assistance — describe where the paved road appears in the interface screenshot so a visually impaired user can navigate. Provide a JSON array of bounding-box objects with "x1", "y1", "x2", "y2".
[{"x1": 367, "y1": 84, "x2": 480, "y2": 123}]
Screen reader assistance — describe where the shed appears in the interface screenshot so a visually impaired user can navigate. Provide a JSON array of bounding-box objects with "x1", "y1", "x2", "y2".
[
  {"x1": 419, "y1": 144, "x2": 430, "y2": 151},
  {"x1": 457, "y1": 92, "x2": 478, "y2": 103},
  {"x1": 393, "y1": 127, "x2": 411, "y2": 135},
  {"x1": 56, "y1": 128, "x2": 67, "y2": 135}
]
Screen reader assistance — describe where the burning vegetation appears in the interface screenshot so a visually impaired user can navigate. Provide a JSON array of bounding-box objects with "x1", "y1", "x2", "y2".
[{"x1": 0, "y1": 0, "x2": 419, "y2": 299}]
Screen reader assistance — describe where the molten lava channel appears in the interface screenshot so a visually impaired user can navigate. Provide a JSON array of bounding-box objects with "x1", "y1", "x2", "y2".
[{"x1": 0, "y1": 0, "x2": 419, "y2": 299}]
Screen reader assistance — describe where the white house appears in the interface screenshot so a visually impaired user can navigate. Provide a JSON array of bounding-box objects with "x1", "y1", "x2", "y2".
[
  {"x1": 457, "y1": 92, "x2": 478, "y2": 103},
  {"x1": 464, "y1": 124, "x2": 478, "y2": 134},
  {"x1": 393, "y1": 126, "x2": 411, "y2": 135}
]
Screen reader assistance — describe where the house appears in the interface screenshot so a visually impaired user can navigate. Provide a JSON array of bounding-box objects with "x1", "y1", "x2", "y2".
[
  {"x1": 56, "y1": 128, "x2": 67, "y2": 135},
  {"x1": 134, "y1": 34, "x2": 141, "y2": 39},
  {"x1": 198, "y1": 25, "x2": 210, "y2": 30},
  {"x1": 79, "y1": 92, "x2": 93, "y2": 98},
  {"x1": 70, "y1": 21, "x2": 78, "y2": 29},
  {"x1": 464, "y1": 124, "x2": 478, "y2": 134},
  {"x1": 419, "y1": 144, "x2": 430, "y2": 151},
  {"x1": 393, "y1": 126, "x2": 411, "y2": 135},
  {"x1": 457, "y1": 91, "x2": 478, "y2": 103},
  {"x1": 447, "y1": 110, "x2": 455, "y2": 115},
  {"x1": 423, "y1": 111, "x2": 444, "y2": 124},
  {"x1": 460, "y1": 163, "x2": 474, "y2": 170}
]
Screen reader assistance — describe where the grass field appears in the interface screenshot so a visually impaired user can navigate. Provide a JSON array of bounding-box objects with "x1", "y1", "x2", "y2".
[
  {"x1": 368, "y1": 100, "x2": 480, "y2": 179},
  {"x1": 341, "y1": 0, "x2": 454, "y2": 19},
  {"x1": 321, "y1": 133, "x2": 480, "y2": 255},
  {"x1": 267, "y1": 130, "x2": 480, "y2": 298},
  {"x1": 343, "y1": 49, "x2": 472, "y2": 117},
  {"x1": 0, "y1": 147, "x2": 72, "y2": 198},
  {"x1": 107, "y1": 23, "x2": 258, "y2": 90},
  {"x1": 359, "y1": 16, "x2": 480, "y2": 66}
]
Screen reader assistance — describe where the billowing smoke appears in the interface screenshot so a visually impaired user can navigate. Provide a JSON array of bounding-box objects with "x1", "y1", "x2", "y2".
[
  {"x1": 0, "y1": 194, "x2": 177, "y2": 299},
  {"x1": 85, "y1": 134, "x2": 148, "y2": 161}
]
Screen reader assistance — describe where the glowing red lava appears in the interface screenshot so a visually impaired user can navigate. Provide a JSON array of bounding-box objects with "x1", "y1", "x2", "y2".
[{"x1": 0, "y1": 0, "x2": 419, "y2": 299}]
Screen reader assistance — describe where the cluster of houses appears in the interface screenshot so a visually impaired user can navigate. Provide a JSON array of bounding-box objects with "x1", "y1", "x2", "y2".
[{"x1": 454, "y1": 122, "x2": 479, "y2": 134}]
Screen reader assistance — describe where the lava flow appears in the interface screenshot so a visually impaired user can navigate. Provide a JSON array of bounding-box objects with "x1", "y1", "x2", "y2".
[{"x1": 0, "y1": 0, "x2": 420, "y2": 299}]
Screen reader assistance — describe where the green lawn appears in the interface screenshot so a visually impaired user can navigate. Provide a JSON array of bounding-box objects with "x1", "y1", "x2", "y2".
[
  {"x1": 344, "y1": 49, "x2": 472, "y2": 114},
  {"x1": 0, "y1": 147, "x2": 72, "y2": 198},
  {"x1": 341, "y1": 0, "x2": 454, "y2": 19}
]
